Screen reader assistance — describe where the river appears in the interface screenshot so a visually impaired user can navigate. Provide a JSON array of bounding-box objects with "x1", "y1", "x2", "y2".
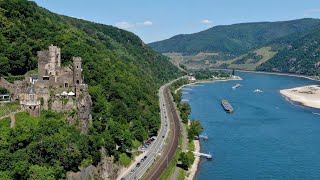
[{"x1": 182, "y1": 72, "x2": 320, "y2": 179}]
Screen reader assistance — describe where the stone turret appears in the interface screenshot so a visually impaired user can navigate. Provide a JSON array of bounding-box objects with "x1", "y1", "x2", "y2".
[
  {"x1": 49, "y1": 44, "x2": 61, "y2": 68},
  {"x1": 37, "y1": 45, "x2": 61, "y2": 81},
  {"x1": 73, "y1": 57, "x2": 82, "y2": 85},
  {"x1": 20, "y1": 86, "x2": 41, "y2": 117}
]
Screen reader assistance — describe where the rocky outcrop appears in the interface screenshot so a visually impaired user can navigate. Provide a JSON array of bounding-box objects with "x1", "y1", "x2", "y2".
[
  {"x1": 67, "y1": 165, "x2": 96, "y2": 180},
  {"x1": 96, "y1": 147, "x2": 121, "y2": 180},
  {"x1": 67, "y1": 147, "x2": 121, "y2": 180},
  {"x1": 77, "y1": 92, "x2": 92, "y2": 134}
]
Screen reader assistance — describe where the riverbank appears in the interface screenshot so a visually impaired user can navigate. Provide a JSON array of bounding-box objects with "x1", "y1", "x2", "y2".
[
  {"x1": 280, "y1": 85, "x2": 320, "y2": 109},
  {"x1": 187, "y1": 140, "x2": 200, "y2": 180}
]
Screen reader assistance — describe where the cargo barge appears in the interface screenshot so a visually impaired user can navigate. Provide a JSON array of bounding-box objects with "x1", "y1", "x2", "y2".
[{"x1": 221, "y1": 100, "x2": 234, "y2": 113}]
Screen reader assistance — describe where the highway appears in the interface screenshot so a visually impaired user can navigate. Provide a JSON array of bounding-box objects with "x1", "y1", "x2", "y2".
[{"x1": 121, "y1": 77, "x2": 185, "y2": 180}]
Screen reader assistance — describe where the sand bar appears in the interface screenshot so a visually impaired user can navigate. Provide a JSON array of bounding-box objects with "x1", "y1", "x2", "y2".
[{"x1": 280, "y1": 85, "x2": 320, "y2": 109}]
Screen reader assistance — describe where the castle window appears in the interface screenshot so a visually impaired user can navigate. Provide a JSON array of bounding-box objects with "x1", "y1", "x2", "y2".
[
  {"x1": 77, "y1": 73, "x2": 79, "y2": 77},
  {"x1": 76, "y1": 80, "x2": 80, "y2": 84},
  {"x1": 77, "y1": 66, "x2": 79, "y2": 69},
  {"x1": 65, "y1": 83, "x2": 69, "y2": 88},
  {"x1": 30, "y1": 95, "x2": 34, "y2": 101},
  {"x1": 43, "y1": 77, "x2": 49, "y2": 81}
]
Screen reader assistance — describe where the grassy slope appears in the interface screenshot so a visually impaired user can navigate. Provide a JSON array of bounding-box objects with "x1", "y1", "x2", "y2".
[{"x1": 164, "y1": 47, "x2": 277, "y2": 71}]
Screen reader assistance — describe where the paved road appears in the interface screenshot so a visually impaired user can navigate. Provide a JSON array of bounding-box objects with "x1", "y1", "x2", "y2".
[
  {"x1": 122, "y1": 77, "x2": 186, "y2": 180},
  {"x1": 142, "y1": 85, "x2": 181, "y2": 180}
]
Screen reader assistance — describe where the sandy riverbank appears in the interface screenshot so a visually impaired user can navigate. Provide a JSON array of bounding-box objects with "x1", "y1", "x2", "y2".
[
  {"x1": 280, "y1": 85, "x2": 320, "y2": 109},
  {"x1": 187, "y1": 140, "x2": 200, "y2": 180}
]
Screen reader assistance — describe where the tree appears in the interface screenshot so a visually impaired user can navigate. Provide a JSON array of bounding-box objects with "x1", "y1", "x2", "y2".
[
  {"x1": 178, "y1": 151, "x2": 195, "y2": 170},
  {"x1": 28, "y1": 165, "x2": 55, "y2": 180},
  {"x1": 0, "y1": 87, "x2": 9, "y2": 94},
  {"x1": 0, "y1": 56, "x2": 9, "y2": 75},
  {"x1": 187, "y1": 119, "x2": 203, "y2": 141}
]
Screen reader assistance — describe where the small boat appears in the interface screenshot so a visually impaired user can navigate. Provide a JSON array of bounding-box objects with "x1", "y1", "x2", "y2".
[
  {"x1": 232, "y1": 84, "x2": 241, "y2": 89},
  {"x1": 253, "y1": 89, "x2": 263, "y2": 93},
  {"x1": 221, "y1": 100, "x2": 234, "y2": 113}
]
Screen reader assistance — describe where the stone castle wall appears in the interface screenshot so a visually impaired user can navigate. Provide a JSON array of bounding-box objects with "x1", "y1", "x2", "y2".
[{"x1": 51, "y1": 97, "x2": 75, "y2": 112}]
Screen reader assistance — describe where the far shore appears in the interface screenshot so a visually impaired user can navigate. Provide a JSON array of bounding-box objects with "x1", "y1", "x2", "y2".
[
  {"x1": 176, "y1": 75, "x2": 242, "y2": 93},
  {"x1": 280, "y1": 85, "x2": 320, "y2": 109},
  {"x1": 209, "y1": 68, "x2": 320, "y2": 81}
]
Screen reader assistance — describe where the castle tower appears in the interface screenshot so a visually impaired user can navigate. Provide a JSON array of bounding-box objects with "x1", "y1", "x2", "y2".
[
  {"x1": 73, "y1": 57, "x2": 82, "y2": 85},
  {"x1": 49, "y1": 45, "x2": 61, "y2": 68},
  {"x1": 37, "y1": 45, "x2": 61, "y2": 81}
]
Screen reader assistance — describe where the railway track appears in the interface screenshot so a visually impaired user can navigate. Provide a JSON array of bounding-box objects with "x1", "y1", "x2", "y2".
[{"x1": 142, "y1": 87, "x2": 181, "y2": 180}]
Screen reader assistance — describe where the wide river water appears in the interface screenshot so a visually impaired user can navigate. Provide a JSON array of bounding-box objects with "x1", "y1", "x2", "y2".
[{"x1": 182, "y1": 72, "x2": 320, "y2": 180}]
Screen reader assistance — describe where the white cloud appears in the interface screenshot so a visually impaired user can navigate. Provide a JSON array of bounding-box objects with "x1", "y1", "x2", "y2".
[
  {"x1": 115, "y1": 21, "x2": 134, "y2": 29},
  {"x1": 304, "y1": 8, "x2": 320, "y2": 17},
  {"x1": 143, "y1": 21, "x2": 153, "y2": 26},
  {"x1": 200, "y1": 19, "x2": 213, "y2": 25},
  {"x1": 115, "y1": 20, "x2": 153, "y2": 30}
]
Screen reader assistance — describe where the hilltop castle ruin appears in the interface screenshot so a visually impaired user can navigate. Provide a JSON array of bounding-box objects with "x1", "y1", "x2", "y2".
[{"x1": 0, "y1": 45, "x2": 92, "y2": 133}]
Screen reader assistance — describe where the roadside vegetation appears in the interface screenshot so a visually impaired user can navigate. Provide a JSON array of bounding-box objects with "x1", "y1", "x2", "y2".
[{"x1": 160, "y1": 77, "x2": 206, "y2": 179}]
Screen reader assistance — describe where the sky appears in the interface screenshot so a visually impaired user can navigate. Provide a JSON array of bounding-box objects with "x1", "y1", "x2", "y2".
[{"x1": 32, "y1": 0, "x2": 320, "y2": 43}]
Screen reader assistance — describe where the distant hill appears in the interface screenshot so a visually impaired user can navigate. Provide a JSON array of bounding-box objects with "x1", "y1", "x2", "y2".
[
  {"x1": 149, "y1": 18, "x2": 320, "y2": 55},
  {"x1": 0, "y1": 0, "x2": 182, "y2": 179},
  {"x1": 257, "y1": 26, "x2": 320, "y2": 75}
]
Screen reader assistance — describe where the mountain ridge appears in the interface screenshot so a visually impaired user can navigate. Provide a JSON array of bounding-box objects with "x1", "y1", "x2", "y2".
[{"x1": 149, "y1": 18, "x2": 320, "y2": 55}]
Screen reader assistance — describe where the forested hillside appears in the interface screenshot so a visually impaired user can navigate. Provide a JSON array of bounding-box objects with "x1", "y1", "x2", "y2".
[
  {"x1": 0, "y1": 0, "x2": 182, "y2": 179},
  {"x1": 257, "y1": 26, "x2": 320, "y2": 75},
  {"x1": 149, "y1": 18, "x2": 320, "y2": 55}
]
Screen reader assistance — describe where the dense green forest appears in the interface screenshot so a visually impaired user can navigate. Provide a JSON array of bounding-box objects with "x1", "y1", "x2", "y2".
[
  {"x1": 0, "y1": 0, "x2": 182, "y2": 179},
  {"x1": 149, "y1": 18, "x2": 320, "y2": 55},
  {"x1": 257, "y1": 26, "x2": 320, "y2": 75}
]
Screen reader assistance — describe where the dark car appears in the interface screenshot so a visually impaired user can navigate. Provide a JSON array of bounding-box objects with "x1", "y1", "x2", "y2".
[
  {"x1": 144, "y1": 155, "x2": 147, "y2": 160},
  {"x1": 136, "y1": 162, "x2": 141, "y2": 167}
]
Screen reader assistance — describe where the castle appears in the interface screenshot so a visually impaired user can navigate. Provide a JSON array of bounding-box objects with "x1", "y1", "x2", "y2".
[{"x1": 0, "y1": 45, "x2": 88, "y2": 118}]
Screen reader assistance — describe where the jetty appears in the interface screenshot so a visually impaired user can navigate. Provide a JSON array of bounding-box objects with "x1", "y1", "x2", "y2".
[
  {"x1": 185, "y1": 150, "x2": 213, "y2": 159},
  {"x1": 199, "y1": 134, "x2": 208, "y2": 140}
]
